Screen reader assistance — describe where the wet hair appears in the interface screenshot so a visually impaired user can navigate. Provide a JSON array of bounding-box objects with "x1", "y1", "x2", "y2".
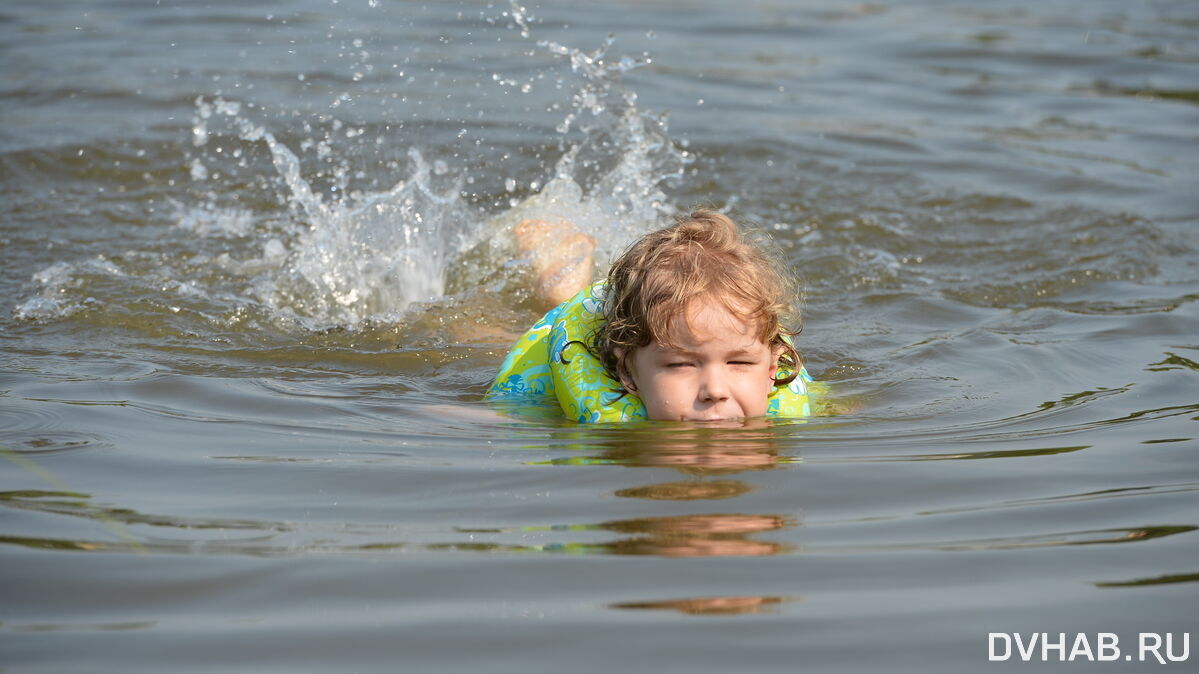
[{"x1": 594, "y1": 209, "x2": 801, "y2": 393}]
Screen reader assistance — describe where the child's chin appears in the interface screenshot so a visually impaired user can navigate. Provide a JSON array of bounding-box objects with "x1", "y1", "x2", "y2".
[
  {"x1": 691, "y1": 418, "x2": 756, "y2": 430},
  {"x1": 684, "y1": 414, "x2": 745, "y2": 423}
]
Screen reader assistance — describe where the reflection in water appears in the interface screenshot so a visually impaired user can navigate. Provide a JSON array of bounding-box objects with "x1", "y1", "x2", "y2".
[
  {"x1": 447, "y1": 512, "x2": 796, "y2": 557},
  {"x1": 823, "y1": 394, "x2": 1199, "y2": 463},
  {"x1": 1095, "y1": 572, "x2": 1199, "y2": 588},
  {"x1": 611, "y1": 595, "x2": 793, "y2": 616},
  {"x1": 532, "y1": 424, "x2": 793, "y2": 555},
  {"x1": 0, "y1": 452, "x2": 147, "y2": 550},
  {"x1": 615, "y1": 479, "x2": 752, "y2": 501},
  {"x1": 1147, "y1": 352, "x2": 1199, "y2": 373},
  {"x1": 534, "y1": 420, "x2": 796, "y2": 473},
  {"x1": 598, "y1": 513, "x2": 794, "y2": 557},
  {"x1": 8, "y1": 441, "x2": 1189, "y2": 560},
  {"x1": 911, "y1": 525, "x2": 1197, "y2": 552},
  {"x1": 4, "y1": 510, "x2": 1194, "y2": 558},
  {"x1": 0, "y1": 489, "x2": 282, "y2": 534},
  {"x1": 869, "y1": 444, "x2": 1091, "y2": 462},
  {"x1": 0, "y1": 535, "x2": 112, "y2": 553}
]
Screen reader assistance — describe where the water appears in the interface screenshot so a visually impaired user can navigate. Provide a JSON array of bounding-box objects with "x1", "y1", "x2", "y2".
[{"x1": 2, "y1": 0, "x2": 1197, "y2": 670}]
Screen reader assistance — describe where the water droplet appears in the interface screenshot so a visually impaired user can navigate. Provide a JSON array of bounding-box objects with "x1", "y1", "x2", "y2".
[{"x1": 190, "y1": 159, "x2": 208, "y2": 181}]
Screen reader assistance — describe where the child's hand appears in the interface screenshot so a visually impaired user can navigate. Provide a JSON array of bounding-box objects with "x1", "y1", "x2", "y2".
[{"x1": 514, "y1": 219, "x2": 597, "y2": 308}]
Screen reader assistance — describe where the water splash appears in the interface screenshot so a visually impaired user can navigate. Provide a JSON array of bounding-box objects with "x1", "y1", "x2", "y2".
[
  {"x1": 260, "y1": 144, "x2": 472, "y2": 326},
  {"x1": 13, "y1": 260, "x2": 113, "y2": 321},
  {"x1": 14, "y1": 6, "x2": 689, "y2": 335},
  {"x1": 498, "y1": 2, "x2": 688, "y2": 265}
]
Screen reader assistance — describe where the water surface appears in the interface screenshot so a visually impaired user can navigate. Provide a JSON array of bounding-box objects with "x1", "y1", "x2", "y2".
[{"x1": 2, "y1": 0, "x2": 1197, "y2": 671}]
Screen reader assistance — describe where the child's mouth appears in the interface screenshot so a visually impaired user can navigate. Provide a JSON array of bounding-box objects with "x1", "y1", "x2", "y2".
[{"x1": 687, "y1": 413, "x2": 741, "y2": 422}]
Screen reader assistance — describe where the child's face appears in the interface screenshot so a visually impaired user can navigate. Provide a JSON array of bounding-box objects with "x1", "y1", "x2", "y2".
[{"x1": 622, "y1": 302, "x2": 780, "y2": 422}]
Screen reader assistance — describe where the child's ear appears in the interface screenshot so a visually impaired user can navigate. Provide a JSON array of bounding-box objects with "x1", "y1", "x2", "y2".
[
  {"x1": 767, "y1": 344, "x2": 784, "y2": 389},
  {"x1": 614, "y1": 347, "x2": 637, "y2": 392}
]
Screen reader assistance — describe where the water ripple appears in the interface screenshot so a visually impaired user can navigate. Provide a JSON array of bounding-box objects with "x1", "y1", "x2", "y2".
[{"x1": 0, "y1": 401, "x2": 109, "y2": 455}]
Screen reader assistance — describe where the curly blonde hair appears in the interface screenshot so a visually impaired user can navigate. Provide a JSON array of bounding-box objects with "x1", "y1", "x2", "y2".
[{"x1": 594, "y1": 209, "x2": 801, "y2": 393}]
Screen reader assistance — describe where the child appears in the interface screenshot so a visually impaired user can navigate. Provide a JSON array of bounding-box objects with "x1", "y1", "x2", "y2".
[{"x1": 489, "y1": 209, "x2": 814, "y2": 422}]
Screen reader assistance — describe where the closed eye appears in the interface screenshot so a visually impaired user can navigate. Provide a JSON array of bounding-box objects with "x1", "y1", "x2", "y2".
[{"x1": 666, "y1": 362, "x2": 693, "y2": 368}]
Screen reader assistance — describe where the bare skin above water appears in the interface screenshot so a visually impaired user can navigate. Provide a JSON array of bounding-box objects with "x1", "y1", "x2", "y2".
[{"x1": 513, "y1": 218, "x2": 598, "y2": 309}]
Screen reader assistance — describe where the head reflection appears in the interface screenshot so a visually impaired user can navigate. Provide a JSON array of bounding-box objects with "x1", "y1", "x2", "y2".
[
  {"x1": 611, "y1": 595, "x2": 793, "y2": 616},
  {"x1": 517, "y1": 418, "x2": 802, "y2": 558},
  {"x1": 595, "y1": 512, "x2": 795, "y2": 557},
  {"x1": 593, "y1": 416, "x2": 791, "y2": 474},
  {"x1": 595, "y1": 420, "x2": 796, "y2": 556}
]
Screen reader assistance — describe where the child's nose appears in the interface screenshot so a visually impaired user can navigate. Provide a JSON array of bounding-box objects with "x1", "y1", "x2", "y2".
[{"x1": 699, "y1": 369, "x2": 730, "y2": 402}]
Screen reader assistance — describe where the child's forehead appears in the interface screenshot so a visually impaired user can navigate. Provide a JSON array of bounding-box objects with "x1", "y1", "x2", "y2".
[
  {"x1": 655, "y1": 299, "x2": 768, "y2": 348},
  {"x1": 688, "y1": 301, "x2": 755, "y2": 331}
]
